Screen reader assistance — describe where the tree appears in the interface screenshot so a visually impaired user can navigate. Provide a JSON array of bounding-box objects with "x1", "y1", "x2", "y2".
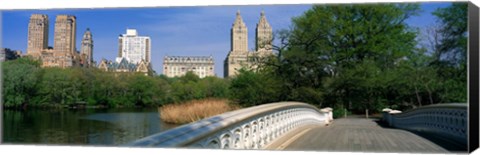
[
  {"x1": 395, "y1": 48, "x2": 439, "y2": 107},
  {"x1": 2, "y1": 58, "x2": 41, "y2": 108},
  {"x1": 262, "y1": 4, "x2": 422, "y2": 113},
  {"x1": 432, "y1": 2, "x2": 468, "y2": 67},
  {"x1": 431, "y1": 2, "x2": 467, "y2": 103},
  {"x1": 197, "y1": 76, "x2": 230, "y2": 99},
  {"x1": 37, "y1": 67, "x2": 76, "y2": 106},
  {"x1": 229, "y1": 69, "x2": 282, "y2": 107},
  {"x1": 419, "y1": 25, "x2": 443, "y2": 61},
  {"x1": 179, "y1": 71, "x2": 200, "y2": 83},
  {"x1": 129, "y1": 74, "x2": 158, "y2": 106}
]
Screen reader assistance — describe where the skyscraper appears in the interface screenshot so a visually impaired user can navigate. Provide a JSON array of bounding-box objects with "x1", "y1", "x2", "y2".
[
  {"x1": 117, "y1": 29, "x2": 151, "y2": 64},
  {"x1": 231, "y1": 10, "x2": 248, "y2": 53},
  {"x1": 97, "y1": 29, "x2": 151, "y2": 76},
  {"x1": 80, "y1": 28, "x2": 94, "y2": 67},
  {"x1": 53, "y1": 15, "x2": 76, "y2": 55},
  {"x1": 27, "y1": 14, "x2": 49, "y2": 55},
  {"x1": 51, "y1": 15, "x2": 77, "y2": 68}
]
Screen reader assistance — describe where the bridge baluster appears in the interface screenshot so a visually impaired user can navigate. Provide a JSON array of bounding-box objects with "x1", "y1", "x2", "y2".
[
  {"x1": 251, "y1": 121, "x2": 258, "y2": 149},
  {"x1": 265, "y1": 115, "x2": 271, "y2": 143},
  {"x1": 242, "y1": 124, "x2": 251, "y2": 149},
  {"x1": 220, "y1": 133, "x2": 232, "y2": 149},
  {"x1": 274, "y1": 113, "x2": 280, "y2": 138},
  {"x1": 258, "y1": 118, "x2": 265, "y2": 148},
  {"x1": 232, "y1": 128, "x2": 243, "y2": 149}
]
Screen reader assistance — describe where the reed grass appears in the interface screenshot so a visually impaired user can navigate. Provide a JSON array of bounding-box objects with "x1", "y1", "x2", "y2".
[{"x1": 159, "y1": 98, "x2": 240, "y2": 124}]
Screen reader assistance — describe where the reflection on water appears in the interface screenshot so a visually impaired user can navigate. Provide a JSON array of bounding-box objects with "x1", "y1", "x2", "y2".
[{"x1": 2, "y1": 108, "x2": 179, "y2": 146}]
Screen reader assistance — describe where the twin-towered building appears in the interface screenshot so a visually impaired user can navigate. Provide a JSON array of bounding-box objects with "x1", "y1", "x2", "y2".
[
  {"x1": 224, "y1": 11, "x2": 273, "y2": 78},
  {"x1": 26, "y1": 14, "x2": 93, "y2": 68}
]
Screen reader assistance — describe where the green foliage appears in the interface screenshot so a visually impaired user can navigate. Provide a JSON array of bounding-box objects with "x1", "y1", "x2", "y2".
[
  {"x1": 2, "y1": 58, "x2": 41, "y2": 107},
  {"x1": 260, "y1": 3, "x2": 423, "y2": 113},
  {"x1": 289, "y1": 87, "x2": 323, "y2": 106},
  {"x1": 332, "y1": 105, "x2": 352, "y2": 119},
  {"x1": 167, "y1": 72, "x2": 230, "y2": 104},
  {"x1": 179, "y1": 71, "x2": 200, "y2": 83},
  {"x1": 170, "y1": 80, "x2": 202, "y2": 102},
  {"x1": 2, "y1": 61, "x2": 232, "y2": 108},
  {"x1": 430, "y1": 2, "x2": 468, "y2": 104},
  {"x1": 198, "y1": 76, "x2": 230, "y2": 98},
  {"x1": 14, "y1": 56, "x2": 42, "y2": 67},
  {"x1": 228, "y1": 69, "x2": 282, "y2": 107},
  {"x1": 432, "y1": 2, "x2": 467, "y2": 66},
  {"x1": 252, "y1": 3, "x2": 467, "y2": 113}
]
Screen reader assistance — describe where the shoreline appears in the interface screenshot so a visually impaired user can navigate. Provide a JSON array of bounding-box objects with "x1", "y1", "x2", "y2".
[{"x1": 2, "y1": 103, "x2": 158, "y2": 111}]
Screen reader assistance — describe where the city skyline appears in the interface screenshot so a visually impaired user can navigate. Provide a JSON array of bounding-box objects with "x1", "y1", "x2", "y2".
[{"x1": 2, "y1": 3, "x2": 450, "y2": 77}]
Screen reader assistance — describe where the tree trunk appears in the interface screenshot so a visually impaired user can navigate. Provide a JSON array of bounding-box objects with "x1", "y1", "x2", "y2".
[
  {"x1": 414, "y1": 85, "x2": 422, "y2": 107},
  {"x1": 365, "y1": 109, "x2": 369, "y2": 119},
  {"x1": 425, "y1": 84, "x2": 434, "y2": 104},
  {"x1": 428, "y1": 90, "x2": 434, "y2": 105}
]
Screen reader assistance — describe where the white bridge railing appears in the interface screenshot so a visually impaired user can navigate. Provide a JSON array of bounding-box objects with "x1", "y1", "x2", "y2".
[
  {"x1": 125, "y1": 102, "x2": 333, "y2": 149},
  {"x1": 383, "y1": 103, "x2": 467, "y2": 145}
]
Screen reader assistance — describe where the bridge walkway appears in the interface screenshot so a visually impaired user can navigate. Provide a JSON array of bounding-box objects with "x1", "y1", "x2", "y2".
[{"x1": 266, "y1": 118, "x2": 463, "y2": 153}]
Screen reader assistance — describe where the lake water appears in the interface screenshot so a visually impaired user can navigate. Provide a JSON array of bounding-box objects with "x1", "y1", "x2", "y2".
[{"x1": 2, "y1": 108, "x2": 179, "y2": 146}]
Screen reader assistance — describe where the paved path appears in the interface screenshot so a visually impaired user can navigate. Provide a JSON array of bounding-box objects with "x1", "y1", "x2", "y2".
[{"x1": 266, "y1": 118, "x2": 463, "y2": 153}]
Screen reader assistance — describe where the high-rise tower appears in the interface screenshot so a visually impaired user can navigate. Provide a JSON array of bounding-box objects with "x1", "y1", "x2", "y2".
[
  {"x1": 224, "y1": 10, "x2": 250, "y2": 78},
  {"x1": 80, "y1": 28, "x2": 93, "y2": 67},
  {"x1": 255, "y1": 11, "x2": 273, "y2": 55},
  {"x1": 231, "y1": 10, "x2": 248, "y2": 53},
  {"x1": 27, "y1": 14, "x2": 49, "y2": 55},
  {"x1": 53, "y1": 15, "x2": 76, "y2": 55},
  {"x1": 117, "y1": 29, "x2": 151, "y2": 64}
]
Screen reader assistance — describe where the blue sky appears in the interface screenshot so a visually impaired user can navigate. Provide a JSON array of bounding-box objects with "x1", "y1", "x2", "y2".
[{"x1": 1, "y1": 2, "x2": 452, "y2": 77}]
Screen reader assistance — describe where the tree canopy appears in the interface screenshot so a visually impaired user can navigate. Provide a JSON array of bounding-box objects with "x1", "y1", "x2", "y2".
[{"x1": 252, "y1": 3, "x2": 467, "y2": 115}]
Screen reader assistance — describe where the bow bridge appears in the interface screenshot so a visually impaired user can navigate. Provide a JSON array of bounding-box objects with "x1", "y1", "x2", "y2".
[{"x1": 125, "y1": 102, "x2": 467, "y2": 153}]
